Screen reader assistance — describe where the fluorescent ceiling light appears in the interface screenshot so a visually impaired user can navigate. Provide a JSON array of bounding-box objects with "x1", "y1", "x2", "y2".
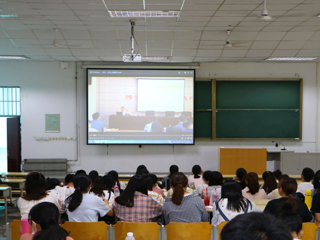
[
  {"x1": 266, "y1": 57, "x2": 317, "y2": 61},
  {"x1": 108, "y1": 10, "x2": 180, "y2": 18},
  {"x1": 0, "y1": 55, "x2": 29, "y2": 60},
  {"x1": 142, "y1": 56, "x2": 171, "y2": 61}
]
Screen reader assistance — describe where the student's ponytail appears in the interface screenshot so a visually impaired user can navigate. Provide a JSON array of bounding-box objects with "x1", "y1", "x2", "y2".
[
  {"x1": 245, "y1": 172, "x2": 259, "y2": 195},
  {"x1": 171, "y1": 172, "x2": 188, "y2": 205},
  {"x1": 66, "y1": 174, "x2": 91, "y2": 212}
]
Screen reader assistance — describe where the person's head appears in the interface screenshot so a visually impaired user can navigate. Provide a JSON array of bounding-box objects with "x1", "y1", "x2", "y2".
[
  {"x1": 192, "y1": 165, "x2": 202, "y2": 178},
  {"x1": 178, "y1": 115, "x2": 186, "y2": 122},
  {"x1": 183, "y1": 121, "x2": 193, "y2": 130},
  {"x1": 66, "y1": 174, "x2": 92, "y2": 212},
  {"x1": 301, "y1": 167, "x2": 314, "y2": 182},
  {"x1": 115, "y1": 175, "x2": 148, "y2": 207},
  {"x1": 279, "y1": 202, "x2": 304, "y2": 239},
  {"x1": 151, "y1": 121, "x2": 163, "y2": 132},
  {"x1": 103, "y1": 175, "x2": 115, "y2": 191},
  {"x1": 262, "y1": 172, "x2": 278, "y2": 194},
  {"x1": 92, "y1": 112, "x2": 100, "y2": 120},
  {"x1": 202, "y1": 171, "x2": 212, "y2": 184},
  {"x1": 221, "y1": 180, "x2": 247, "y2": 212},
  {"x1": 28, "y1": 202, "x2": 69, "y2": 240},
  {"x1": 279, "y1": 177, "x2": 297, "y2": 197},
  {"x1": 313, "y1": 170, "x2": 320, "y2": 191},
  {"x1": 75, "y1": 169, "x2": 87, "y2": 175},
  {"x1": 89, "y1": 176, "x2": 106, "y2": 197},
  {"x1": 221, "y1": 212, "x2": 292, "y2": 240},
  {"x1": 107, "y1": 170, "x2": 120, "y2": 189},
  {"x1": 149, "y1": 174, "x2": 158, "y2": 187},
  {"x1": 24, "y1": 172, "x2": 47, "y2": 201},
  {"x1": 144, "y1": 175, "x2": 153, "y2": 191},
  {"x1": 245, "y1": 172, "x2": 260, "y2": 195},
  {"x1": 209, "y1": 171, "x2": 223, "y2": 186},
  {"x1": 170, "y1": 172, "x2": 188, "y2": 205},
  {"x1": 235, "y1": 168, "x2": 247, "y2": 181},
  {"x1": 273, "y1": 169, "x2": 282, "y2": 181},
  {"x1": 169, "y1": 165, "x2": 179, "y2": 177},
  {"x1": 121, "y1": 106, "x2": 125, "y2": 111},
  {"x1": 136, "y1": 165, "x2": 147, "y2": 175},
  {"x1": 88, "y1": 170, "x2": 99, "y2": 183},
  {"x1": 64, "y1": 174, "x2": 74, "y2": 186},
  {"x1": 46, "y1": 178, "x2": 61, "y2": 190}
]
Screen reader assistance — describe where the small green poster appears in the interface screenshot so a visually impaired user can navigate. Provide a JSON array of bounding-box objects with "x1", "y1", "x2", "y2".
[{"x1": 45, "y1": 114, "x2": 60, "y2": 132}]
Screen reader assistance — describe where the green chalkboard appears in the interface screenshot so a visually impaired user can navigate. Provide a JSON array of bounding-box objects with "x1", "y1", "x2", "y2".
[
  {"x1": 216, "y1": 81, "x2": 300, "y2": 109},
  {"x1": 216, "y1": 110, "x2": 300, "y2": 138},
  {"x1": 194, "y1": 79, "x2": 301, "y2": 139}
]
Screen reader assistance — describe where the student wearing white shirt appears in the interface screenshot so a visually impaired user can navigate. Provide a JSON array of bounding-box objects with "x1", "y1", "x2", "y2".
[
  {"x1": 89, "y1": 176, "x2": 115, "y2": 206},
  {"x1": 66, "y1": 174, "x2": 113, "y2": 222},
  {"x1": 297, "y1": 167, "x2": 314, "y2": 196},
  {"x1": 188, "y1": 165, "x2": 204, "y2": 189}
]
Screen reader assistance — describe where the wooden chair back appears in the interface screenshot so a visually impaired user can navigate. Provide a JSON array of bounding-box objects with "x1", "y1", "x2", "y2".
[
  {"x1": 301, "y1": 222, "x2": 319, "y2": 240},
  {"x1": 61, "y1": 221, "x2": 109, "y2": 240},
  {"x1": 9, "y1": 220, "x2": 23, "y2": 240},
  {"x1": 114, "y1": 222, "x2": 160, "y2": 240},
  {"x1": 165, "y1": 222, "x2": 212, "y2": 240}
]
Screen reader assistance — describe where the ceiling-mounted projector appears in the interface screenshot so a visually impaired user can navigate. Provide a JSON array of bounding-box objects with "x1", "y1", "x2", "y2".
[{"x1": 122, "y1": 54, "x2": 142, "y2": 62}]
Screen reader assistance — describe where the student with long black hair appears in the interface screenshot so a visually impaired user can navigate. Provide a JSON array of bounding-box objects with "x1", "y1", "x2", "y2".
[
  {"x1": 188, "y1": 165, "x2": 204, "y2": 189},
  {"x1": 163, "y1": 172, "x2": 208, "y2": 224},
  {"x1": 264, "y1": 177, "x2": 312, "y2": 222},
  {"x1": 261, "y1": 171, "x2": 278, "y2": 194},
  {"x1": 162, "y1": 165, "x2": 179, "y2": 190},
  {"x1": 20, "y1": 202, "x2": 73, "y2": 240},
  {"x1": 113, "y1": 175, "x2": 163, "y2": 222},
  {"x1": 234, "y1": 168, "x2": 247, "y2": 190},
  {"x1": 211, "y1": 180, "x2": 261, "y2": 226},
  {"x1": 89, "y1": 176, "x2": 115, "y2": 206},
  {"x1": 65, "y1": 174, "x2": 113, "y2": 222},
  {"x1": 242, "y1": 172, "x2": 267, "y2": 199}
]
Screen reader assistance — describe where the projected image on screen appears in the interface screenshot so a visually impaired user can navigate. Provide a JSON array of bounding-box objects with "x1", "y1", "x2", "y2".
[{"x1": 87, "y1": 69, "x2": 194, "y2": 145}]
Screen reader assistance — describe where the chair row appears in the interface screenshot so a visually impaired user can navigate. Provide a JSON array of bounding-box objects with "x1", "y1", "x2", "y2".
[{"x1": 6, "y1": 220, "x2": 320, "y2": 240}]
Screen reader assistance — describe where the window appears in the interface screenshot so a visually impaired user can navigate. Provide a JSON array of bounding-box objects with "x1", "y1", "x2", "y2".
[{"x1": 0, "y1": 87, "x2": 21, "y2": 116}]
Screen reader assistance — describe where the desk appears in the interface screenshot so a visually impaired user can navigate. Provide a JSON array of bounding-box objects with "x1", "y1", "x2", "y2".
[
  {"x1": 0, "y1": 172, "x2": 29, "y2": 179},
  {"x1": 2, "y1": 179, "x2": 25, "y2": 196},
  {"x1": 251, "y1": 199, "x2": 270, "y2": 210},
  {"x1": 109, "y1": 115, "x2": 192, "y2": 130},
  {"x1": 0, "y1": 187, "x2": 11, "y2": 223}
]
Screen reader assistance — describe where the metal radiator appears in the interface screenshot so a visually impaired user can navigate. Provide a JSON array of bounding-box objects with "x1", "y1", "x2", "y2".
[{"x1": 23, "y1": 158, "x2": 67, "y2": 180}]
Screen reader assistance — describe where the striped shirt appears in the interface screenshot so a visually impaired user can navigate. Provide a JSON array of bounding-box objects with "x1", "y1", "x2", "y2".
[
  {"x1": 113, "y1": 191, "x2": 163, "y2": 222},
  {"x1": 163, "y1": 193, "x2": 208, "y2": 224}
]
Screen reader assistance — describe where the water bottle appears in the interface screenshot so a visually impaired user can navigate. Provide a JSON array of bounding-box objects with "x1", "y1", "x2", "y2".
[
  {"x1": 114, "y1": 183, "x2": 120, "y2": 197},
  {"x1": 125, "y1": 232, "x2": 135, "y2": 240},
  {"x1": 305, "y1": 190, "x2": 312, "y2": 209},
  {"x1": 204, "y1": 188, "x2": 210, "y2": 206}
]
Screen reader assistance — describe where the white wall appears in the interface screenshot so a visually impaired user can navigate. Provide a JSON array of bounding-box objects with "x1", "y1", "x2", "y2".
[{"x1": 0, "y1": 61, "x2": 319, "y2": 174}]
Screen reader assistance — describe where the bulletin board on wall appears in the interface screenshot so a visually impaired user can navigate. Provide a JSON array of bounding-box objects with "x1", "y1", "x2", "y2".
[{"x1": 194, "y1": 79, "x2": 302, "y2": 139}]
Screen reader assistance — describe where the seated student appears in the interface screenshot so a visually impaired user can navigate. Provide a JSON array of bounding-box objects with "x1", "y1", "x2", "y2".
[
  {"x1": 242, "y1": 172, "x2": 267, "y2": 199},
  {"x1": 261, "y1": 171, "x2": 278, "y2": 194},
  {"x1": 279, "y1": 202, "x2": 304, "y2": 240},
  {"x1": 188, "y1": 165, "x2": 204, "y2": 189},
  {"x1": 233, "y1": 168, "x2": 247, "y2": 190},
  {"x1": 89, "y1": 176, "x2": 115, "y2": 206},
  {"x1": 145, "y1": 175, "x2": 164, "y2": 206},
  {"x1": 90, "y1": 112, "x2": 105, "y2": 132},
  {"x1": 20, "y1": 202, "x2": 73, "y2": 240},
  {"x1": 313, "y1": 170, "x2": 320, "y2": 196},
  {"x1": 113, "y1": 175, "x2": 163, "y2": 222},
  {"x1": 297, "y1": 167, "x2": 314, "y2": 196},
  {"x1": 65, "y1": 174, "x2": 113, "y2": 222},
  {"x1": 264, "y1": 177, "x2": 312, "y2": 222},
  {"x1": 136, "y1": 165, "x2": 148, "y2": 175},
  {"x1": 196, "y1": 170, "x2": 211, "y2": 196},
  {"x1": 162, "y1": 165, "x2": 179, "y2": 190},
  {"x1": 46, "y1": 178, "x2": 61, "y2": 190},
  {"x1": 163, "y1": 172, "x2": 208, "y2": 224},
  {"x1": 220, "y1": 212, "x2": 292, "y2": 240},
  {"x1": 102, "y1": 175, "x2": 115, "y2": 206},
  {"x1": 107, "y1": 170, "x2": 126, "y2": 191},
  {"x1": 273, "y1": 169, "x2": 282, "y2": 183},
  {"x1": 182, "y1": 121, "x2": 193, "y2": 132},
  {"x1": 18, "y1": 172, "x2": 63, "y2": 220},
  {"x1": 201, "y1": 171, "x2": 223, "y2": 200},
  {"x1": 88, "y1": 170, "x2": 99, "y2": 183},
  {"x1": 150, "y1": 174, "x2": 165, "y2": 198},
  {"x1": 267, "y1": 174, "x2": 289, "y2": 199},
  {"x1": 175, "y1": 115, "x2": 187, "y2": 131},
  {"x1": 211, "y1": 180, "x2": 261, "y2": 226},
  {"x1": 51, "y1": 174, "x2": 75, "y2": 210}
]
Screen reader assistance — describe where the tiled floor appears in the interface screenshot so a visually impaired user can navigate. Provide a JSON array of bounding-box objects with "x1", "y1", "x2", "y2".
[{"x1": 0, "y1": 205, "x2": 20, "y2": 239}]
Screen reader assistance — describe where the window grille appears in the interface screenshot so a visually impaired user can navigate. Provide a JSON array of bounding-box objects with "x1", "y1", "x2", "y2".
[{"x1": 0, "y1": 87, "x2": 21, "y2": 116}]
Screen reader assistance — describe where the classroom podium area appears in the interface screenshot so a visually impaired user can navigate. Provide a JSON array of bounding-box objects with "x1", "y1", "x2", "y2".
[
  {"x1": 108, "y1": 115, "x2": 193, "y2": 130},
  {"x1": 6, "y1": 220, "x2": 320, "y2": 240}
]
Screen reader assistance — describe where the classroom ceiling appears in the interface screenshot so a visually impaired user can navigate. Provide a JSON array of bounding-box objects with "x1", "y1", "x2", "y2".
[{"x1": 1, "y1": 0, "x2": 320, "y2": 62}]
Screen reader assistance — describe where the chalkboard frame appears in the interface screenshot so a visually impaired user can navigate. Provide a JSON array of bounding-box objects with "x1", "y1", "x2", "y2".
[{"x1": 213, "y1": 78, "x2": 303, "y2": 140}]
